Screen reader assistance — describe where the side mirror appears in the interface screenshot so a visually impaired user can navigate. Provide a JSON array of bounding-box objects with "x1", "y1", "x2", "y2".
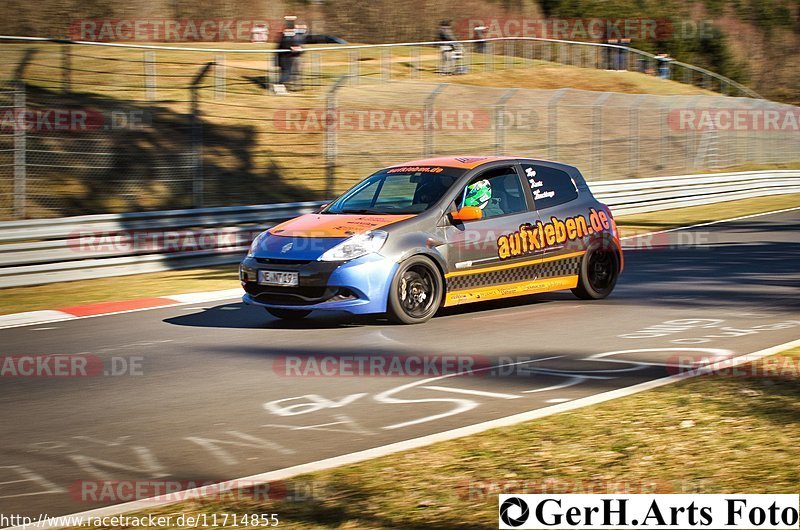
[{"x1": 450, "y1": 206, "x2": 483, "y2": 222}]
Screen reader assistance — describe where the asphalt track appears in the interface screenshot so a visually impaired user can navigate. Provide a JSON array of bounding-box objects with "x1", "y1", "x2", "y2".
[{"x1": 1, "y1": 209, "x2": 798, "y2": 521}]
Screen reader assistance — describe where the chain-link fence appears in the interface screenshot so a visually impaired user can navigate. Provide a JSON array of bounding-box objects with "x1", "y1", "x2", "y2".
[
  {"x1": 0, "y1": 38, "x2": 797, "y2": 219},
  {"x1": 326, "y1": 79, "x2": 799, "y2": 195}
]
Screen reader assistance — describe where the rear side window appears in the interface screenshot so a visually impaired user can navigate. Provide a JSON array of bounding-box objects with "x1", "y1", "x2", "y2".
[{"x1": 521, "y1": 164, "x2": 578, "y2": 210}]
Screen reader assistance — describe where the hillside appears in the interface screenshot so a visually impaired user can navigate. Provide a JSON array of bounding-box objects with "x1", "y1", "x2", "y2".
[{"x1": 1, "y1": 0, "x2": 798, "y2": 103}]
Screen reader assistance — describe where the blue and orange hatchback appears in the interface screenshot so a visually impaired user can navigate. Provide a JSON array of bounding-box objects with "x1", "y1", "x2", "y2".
[{"x1": 241, "y1": 156, "x2": 622, "y2": 324}]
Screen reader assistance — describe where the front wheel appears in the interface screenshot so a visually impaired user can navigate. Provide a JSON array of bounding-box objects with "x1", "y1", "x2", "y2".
[
  {"x1": 571, "y1": 240, "x2": 620, "y2": 300},
  {"x1": 387, "y1": 255, "x2": 443, "y2": 324},
  {"x1": 265, "y1": 308, "x2": 312, "y2": 320}
]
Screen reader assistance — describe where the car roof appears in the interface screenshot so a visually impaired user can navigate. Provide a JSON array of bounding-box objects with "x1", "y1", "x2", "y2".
[{"x1": 389, "y1": 156, "x2": 566, "y2": 170}]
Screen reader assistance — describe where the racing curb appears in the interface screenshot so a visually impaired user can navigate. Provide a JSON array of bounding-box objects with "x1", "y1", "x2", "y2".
[{"x1": 0, "y1": 288, "x2": 244, "y2": 329}]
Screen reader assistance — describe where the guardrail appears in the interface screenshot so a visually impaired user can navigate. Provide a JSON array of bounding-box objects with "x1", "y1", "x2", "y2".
[{"x1": 0, "y1": 170, "x2": 798, "y2": 288}]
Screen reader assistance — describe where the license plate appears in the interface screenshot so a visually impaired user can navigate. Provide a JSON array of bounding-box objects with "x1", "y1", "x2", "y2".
[{"x1": 258, "y1": 270, "x2": 298, "y2": 287}]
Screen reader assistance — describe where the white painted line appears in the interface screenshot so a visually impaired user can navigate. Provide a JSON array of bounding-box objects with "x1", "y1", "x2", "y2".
[
  {"x1": 619, "y1": 205, "x2": 800, "y2": 241},
  {"x1": 545, "y1": 398, "x2": 572, "y2": 403},
  {"x1": 17, "y1": 337, "x2": 800, "y2": 530},
  {"x1": 421, "y1": 385, "x2": 522, "y2": 399},
  {"x1": 0, "y1": 310, "x2": 74, "y2": 329},
  {"x1": 0, "y1": 289, "x2": 244, "y2": 330},
  {"x1": 168, "y1": 288, "x2": 244, "y2": 304}
]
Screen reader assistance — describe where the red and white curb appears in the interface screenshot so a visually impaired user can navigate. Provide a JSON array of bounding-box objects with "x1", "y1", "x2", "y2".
[{"x1": 0, "y1": 288, "x2": 243, "y2": 330}]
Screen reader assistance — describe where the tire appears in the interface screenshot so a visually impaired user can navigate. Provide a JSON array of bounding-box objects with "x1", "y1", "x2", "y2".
[
  {"x1": 571, "y1": 240, "x2": 620, "y2": 300},
  {"x1": 387, "y1": 255, "x2": 444, "y2": 324},
  {"x1": 265, "y1": 308, "x2": 312, "y2": 320}
]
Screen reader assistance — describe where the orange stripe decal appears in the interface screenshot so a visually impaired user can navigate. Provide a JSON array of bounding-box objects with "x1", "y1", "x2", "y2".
[
  {"x1": 444, "y1": 275, "x2": 579, "y2": 307},
  {"x1": 445, "y1": 251, "x2": 586, "y2": 278}
]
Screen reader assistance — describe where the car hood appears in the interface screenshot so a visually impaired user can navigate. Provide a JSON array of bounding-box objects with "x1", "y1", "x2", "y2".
[{"x1": 268, "y1": 213, "x2": 415, "y2": 238}]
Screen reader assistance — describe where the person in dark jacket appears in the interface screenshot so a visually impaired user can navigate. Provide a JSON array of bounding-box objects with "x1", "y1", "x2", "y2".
[
  {"x1": 274, "y1": 16, "x2": 301, "y2": 94},
  {"x1": 437, "y1": 20, "x2": 461, "y2": 74}
]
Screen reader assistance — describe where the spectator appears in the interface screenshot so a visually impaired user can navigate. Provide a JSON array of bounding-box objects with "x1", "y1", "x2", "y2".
[
  {"x1": 293, "y1": 23, "x2": 308, "y2": 87},
  {"x1": 274, "y1": 17, "x2": 302, "y2": 94},
  {"x1": 656, "y1": 53, "x2": 672, "y2": 79},
  {"x1": 618, "y1": 37, "x2": 631, "y2": 70},
  {"x1": 473, "y1": 25, "x2": 487, "y2": 54},
  {"x1": 437, "y1": 20, "x2": 458, "y2": 75}
]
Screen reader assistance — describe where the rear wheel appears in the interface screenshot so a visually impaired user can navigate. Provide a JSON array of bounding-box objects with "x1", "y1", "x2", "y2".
[
  {"x1": 265, "y1": 308, "x2": 312, "y2": 320},
  {"x1": 571, "y1": 240, "x2": 620, "y2": 300},
  {"x1": 387, "y1": 255, "x2": 443, "y2": 324}
]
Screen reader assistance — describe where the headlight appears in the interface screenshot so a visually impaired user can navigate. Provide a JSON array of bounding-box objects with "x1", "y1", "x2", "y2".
[
  {"x1": 318, "y1": 230, "x2": 388, "y2": 262},
  {"x1": 247, "y1": 231, "x2": 268, "y2": 257}
]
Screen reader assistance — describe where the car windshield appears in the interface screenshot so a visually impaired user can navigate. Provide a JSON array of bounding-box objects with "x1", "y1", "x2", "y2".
[{"x1": 323, "y1": 166, "x2": 465, "y2": 215}]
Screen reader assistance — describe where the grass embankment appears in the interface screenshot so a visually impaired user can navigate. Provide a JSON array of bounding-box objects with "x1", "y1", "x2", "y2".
[
  {"x1": 1, "y1": 192, "x2": 797, "y2": 316},
  {"x1": 71, "y1": 347, "x2": 800, "y2": 529}
]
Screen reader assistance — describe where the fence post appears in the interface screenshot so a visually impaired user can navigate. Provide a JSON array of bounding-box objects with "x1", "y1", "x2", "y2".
[
  {"x1": 382, "y1": 48, "x2": 391, "y2": 81},
  {"x1": 494, "y1": 89, "x2": 518, "y2": 155},
  {"x1": 659, "y1": 102, "x2": 669, "y2": 172},
  {"x1": 61, "y1": 44, "x2": 71, "y2": 92},
  {"x1": 505, "y1": 40, "x2": 514, "y2": 69},
  {"x1": 191, "y1": 62, "x2": 214, "y2": 209},
  {"x1": 13, "y1": 49, "x2": 34, "y2": 220},
  {"x1": 629, "y1": 94, "x2": 645, "y2": 175},
  {"x1": 214, "y1": 54, "x2": 226, "y2": 100},
  {"x1": 349, "y1": 50, "x2": 360, "y2": 84},
  {"x1": 325, "y1": 76, "x2": 350, "y2": 197},
  {"x1": 591, "y1": 92, "x2": 612, "y2": 179},
  {"x1": 423, "y1": 84, "x2": 447, "y2": 156},
  {"x1": 547, "y1": 88, "x2": 569, "y2": 160},
  {"x1": 144, "y1": 51, "x2": 157, "y2": 100},
  {"x1": 310, "y1": 52, "x2": 321, "y2": 88},
  {"x1": 487, "y1": 41, "x2": 494, "y2": 72},
  {"x1": 13, "y1": 81, "x2": 26, "y2": 220},
  {"x1": 412, "y1": 46, "x2": 420, "y2": 79}
]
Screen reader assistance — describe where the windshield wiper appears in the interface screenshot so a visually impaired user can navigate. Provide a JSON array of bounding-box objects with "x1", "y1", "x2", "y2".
[{"x1": 337, "y1": 208, "x2": 385, "y2": 214}]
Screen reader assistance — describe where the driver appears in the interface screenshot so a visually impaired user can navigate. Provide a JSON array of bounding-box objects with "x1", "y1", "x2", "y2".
[{"x1": 463, "y1": 179, "x2": 503, "y2": 217}]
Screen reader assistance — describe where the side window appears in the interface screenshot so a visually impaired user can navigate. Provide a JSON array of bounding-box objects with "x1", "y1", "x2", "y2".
[
  {"x1": 521, "y1": 164, "x2": 578, "y2": 210},
  {"x1": 458, "y1": 166, "x2": 527, "y2": 220}
]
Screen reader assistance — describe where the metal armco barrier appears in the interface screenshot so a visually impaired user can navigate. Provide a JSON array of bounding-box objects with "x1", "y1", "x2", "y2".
[{"x1": 0, "y1": 170, "x2": 798, "y2": 288}]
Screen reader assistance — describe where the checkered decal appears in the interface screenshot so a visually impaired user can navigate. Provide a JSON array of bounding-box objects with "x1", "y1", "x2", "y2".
[
  {"x1": 539, "y1": 255, "x2": 581, "y2": 278},
  {"x1": 447, "y1": 254, "x2": 581, "y2": 292}
]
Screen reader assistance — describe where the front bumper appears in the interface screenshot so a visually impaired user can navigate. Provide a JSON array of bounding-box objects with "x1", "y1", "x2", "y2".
[{"x1": 240, "y1": 253, "x2": 397, "y2": 315}]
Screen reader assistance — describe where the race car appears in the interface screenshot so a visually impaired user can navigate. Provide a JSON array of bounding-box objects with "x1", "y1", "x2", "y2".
[{"x1": 240, "y1": 156, "x2": 623, "y2": 324}]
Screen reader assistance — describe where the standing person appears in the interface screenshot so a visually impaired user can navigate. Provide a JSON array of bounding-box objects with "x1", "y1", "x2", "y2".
[
  {"x1": 274, "y1": 16, "x2": 301, "y2": 95},
  {"x1": 656, "y1": 53, "x2": 672, "y2": 79},
  {"x1": 437, "y1": 20, "x2": 457, "y2": 75},
  {"x1": 618, "y1": 37, "x2": 631, "y2": 70},
  {"x1": 292, "y1": 23, "x2": 308, "y2": 88},
  {"x1": 473, "y1": 25, "x2": 487, "y2": 54}
]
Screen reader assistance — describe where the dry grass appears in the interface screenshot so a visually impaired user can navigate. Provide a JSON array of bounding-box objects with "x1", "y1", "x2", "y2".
[{"x1": 69, "y1": 347, "x2": 800, "y2": 529}]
